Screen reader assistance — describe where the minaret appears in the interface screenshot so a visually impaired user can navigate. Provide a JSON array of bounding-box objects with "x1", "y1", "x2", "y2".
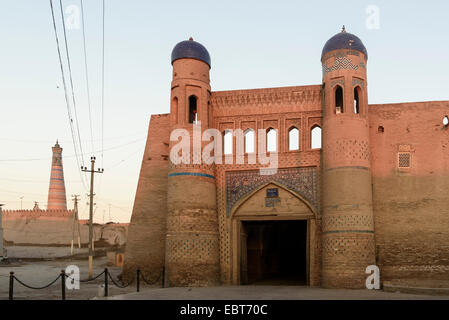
[
  {"x1": 165, "y1": 37, "x2": 220, "y2": 286},
  {"x1": 321, "y1": 27, "x2": 376, "y2": 288},
  {"x1": 47, "y1": 140, "x2": 67, "y2": 210}
]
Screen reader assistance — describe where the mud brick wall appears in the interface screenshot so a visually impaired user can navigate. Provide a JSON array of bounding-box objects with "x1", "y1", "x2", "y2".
[
  {"x1": 122, "y1": 114, "x2": 170, "y2": 282},
  {"x1": 369, "y1": 101, "x2": 449, "y2": 282}
]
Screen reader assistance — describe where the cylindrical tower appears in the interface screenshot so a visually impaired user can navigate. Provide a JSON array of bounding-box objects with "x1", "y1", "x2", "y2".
[
  {"x1": 47, "y1": 140, "x2": 67, "y2": 210},
  {"x1": 321, "y1": 27, "x2": 376, "y2": 288},
  {"x1": 165, "y1": 38, "x2": 220, "y2": 286}
]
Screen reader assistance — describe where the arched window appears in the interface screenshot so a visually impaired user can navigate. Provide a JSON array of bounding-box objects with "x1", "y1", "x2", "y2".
[
  {"x1": 224, "y1": 130, "x2": 233, "y2": 155},
  {"x1": 354, "y1": 86, "x2": 361, "y2": 114},
  {"x1": 244, "y1": 129, "x2": 255, "y2": 153},
  {"x1": 188, "y1": 95, "x2": 197, "y2": 123},
  {"x1": 335, "y1": 85, "x2": 343, "y2": 114},
  {"x1": 267, "y1": 128, "x2": 277, "y2": 152},
  {"x1": 172, "y1": 97, "x2": 178, "y2": 123},
  {"x1": 311, "y1": 126, "x2": 322, "y2": 149},
  {"x1": 288, "y1": 127, "x2": 299, "y2": 151}
]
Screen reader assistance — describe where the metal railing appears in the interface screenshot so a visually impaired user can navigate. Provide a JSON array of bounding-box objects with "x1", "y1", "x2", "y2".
[{"x1": 8, "y1": 267, "x2": 165, "y2": 300}]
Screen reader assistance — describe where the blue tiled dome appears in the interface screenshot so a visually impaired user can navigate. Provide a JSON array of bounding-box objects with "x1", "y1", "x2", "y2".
[
  {"x1": 171, "y1": 38, "x2": 211, "y2": 68},
  {"x1": 321, "y1": 28, "x2": 367, "y2": 60}
]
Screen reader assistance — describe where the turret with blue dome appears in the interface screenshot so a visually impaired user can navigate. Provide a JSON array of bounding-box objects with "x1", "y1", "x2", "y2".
[
  {"x1": 321, "y1": 26, "x2": 367, "y2": 61},
  {"x1": 171, "y1": 37, "x2": 211, "y2": 68}
]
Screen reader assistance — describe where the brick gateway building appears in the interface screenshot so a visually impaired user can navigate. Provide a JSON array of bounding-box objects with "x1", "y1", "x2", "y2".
[{"x1": 123, "y1": 28, "x2": 449, "y2": 288}]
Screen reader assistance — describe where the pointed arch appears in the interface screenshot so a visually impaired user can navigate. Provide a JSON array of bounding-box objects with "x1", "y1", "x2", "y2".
[
  {"x1": 353, "y1": 86, "x2": 362, "y2": 114},
  {"x1": 188, "y1": 95, "x2": 198, "y2": 123},
  {"x1": 310, "y1": 125, "x2": 321, "y2": 149},
  {"x1": 334, "y1": 85, "x2": 344, "y2": 114},
  {"x1": 288, "y1": 126, "x2": 300, "y2": 151},
  {"x1": 244, "y1": 128, "x2": 255, "y2": 153},
  {"x1": 224, "y1": 130, "x2": 233, "y2": 155},
  {"x1": 172, "y1": 96, "x2": 178, "y2": 123},
  {"x1": 266, "y1": 128, "x2": 277, "y2": 152}
]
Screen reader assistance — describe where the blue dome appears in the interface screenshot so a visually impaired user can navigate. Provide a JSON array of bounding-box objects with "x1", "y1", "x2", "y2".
[
  {"x1": 321, "y1": 28, "x2": 367, "y2": 60},
  {"x1": 171, "y1": 38, "x2": 211, "y2": 68}
]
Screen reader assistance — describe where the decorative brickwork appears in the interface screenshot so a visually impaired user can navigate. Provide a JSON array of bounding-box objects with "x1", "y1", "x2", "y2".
[
  {"x1": 398, "y1": 152, "x2": 411, "y2": 168},
  {"x1": 211, "y1": 86, "x2": 321, "y2": 109},
  {"x1": 225, "y1": 167, "x2": 318, "y2": 216},
  {"x1": 331, "y1": 79, "x2": 345, "y2": 88},
  {"x1": 352, "y1": 77, "x2": 364, "y2": 88},
  {"x1": 322, "y1": 56, "x2": 359, "y2": 75},
  {"x1": 325, "y1": 139, "x2": 370, "y2": 163},
  {"x1": 322, "y1": 214, "x2": 374, "y2": 232}
]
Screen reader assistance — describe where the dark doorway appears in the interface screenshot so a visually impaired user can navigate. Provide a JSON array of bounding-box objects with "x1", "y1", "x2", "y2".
[{"x1": 241, "y1": 220, "x2": 307, "y2": 285}]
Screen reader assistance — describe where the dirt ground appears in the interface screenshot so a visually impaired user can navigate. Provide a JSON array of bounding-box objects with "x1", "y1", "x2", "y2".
[
  {"x1": 0, "y1": 256, "x2": 154, "y2": 300},
  {"x1": 1, "y1": 254, "x2": 448, "y2": 300},
  {"x1": 106, "y1": 285, "x2": 449, "y2": 300},
  {"x1": 4, "y1": 245, "x2": 90, "y2": 260}
]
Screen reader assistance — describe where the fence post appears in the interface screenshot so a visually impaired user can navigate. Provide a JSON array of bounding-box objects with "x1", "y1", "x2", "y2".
[
  {"x1": 136, "y1": 269, "x2": 140, "y2": 292},
  {"x1": 61, "y1": 269, "x2": 66, "y2": 300},
  {"x1": 104, "y1": 268, "x2": 108, "y2": 297},
  {"x1": 162, "y1": 266, "x2": 165, "y2": 288},
  {"x1": 9, "y1": 272, "x2": 14, "y2": 300}
]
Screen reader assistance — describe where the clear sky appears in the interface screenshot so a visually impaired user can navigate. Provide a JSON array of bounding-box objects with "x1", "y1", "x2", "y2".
[{"x1": 1, "y1": 0, "x2": 448, "y2": 222}]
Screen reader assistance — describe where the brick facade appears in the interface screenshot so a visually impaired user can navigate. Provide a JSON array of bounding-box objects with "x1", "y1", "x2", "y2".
[{"x1": 122, "y1": 33, "x2": 449, "y2": 288}]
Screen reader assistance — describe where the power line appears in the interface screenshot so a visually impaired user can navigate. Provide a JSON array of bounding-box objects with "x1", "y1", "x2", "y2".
[
  {"x1": 108, "y1": 146, "x2": 143, "y2": 169},
  {"x1": 58, "y1": 0, "x2": 89, "y2": 191},
  {"x1": 0, "y1": 187, "x2": 48, "y2": 197},
  {"x1": 58, "y1": 0, "x2": 86, "y2": 171},
  {"x1": 0, "y1": 177, "x2": 84, "y2": 183},
  {"x1": 0, "y1": 137, "x2": 145, "y2": 162},
  {"x1": 49, "y1": 0, "x2": 88, "y2": 192},
  {"x1": 101, "y1": 0, "x2": 105, "y2": 168},
  {"x1": 0, "y1": 131, "x2": 147, "y2": 144},
  {"x1": 97, "y1": 0, "x2": 106, "y2": 205},
  {"x1": 80, "y1": 0, "x2": 94, "y2": 154}
]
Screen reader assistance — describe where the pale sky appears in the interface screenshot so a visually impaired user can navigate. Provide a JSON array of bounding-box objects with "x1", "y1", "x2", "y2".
[{"x1": 1, "y1": 0, "x2": 448, "y2": 222}]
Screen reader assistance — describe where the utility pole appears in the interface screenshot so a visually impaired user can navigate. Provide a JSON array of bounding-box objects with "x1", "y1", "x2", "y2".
[
  {"x1": 71, "y1": 195, "x2": 81, "y2": 255},
  {"x1": 81, "y1": 157, "x2": 104, "y2": 279}
]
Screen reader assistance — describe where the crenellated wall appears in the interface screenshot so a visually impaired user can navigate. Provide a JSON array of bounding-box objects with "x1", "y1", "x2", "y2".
[
  {"x1": 3, "y1": 209, "x2": 128, "y2": 246},
  {"x1": 3, "y1": 209, "x2": 75, "y2": 245}
]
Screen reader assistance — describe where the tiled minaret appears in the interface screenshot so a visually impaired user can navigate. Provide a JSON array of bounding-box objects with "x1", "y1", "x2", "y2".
[{"x1": 47, "y1": 141, "x2": 67, "y2": 210}]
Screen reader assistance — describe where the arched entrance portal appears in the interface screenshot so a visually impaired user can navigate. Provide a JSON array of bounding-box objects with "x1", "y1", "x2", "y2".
[{"x1": 230, "y1": 182, "x2": 317, "y2": 285}]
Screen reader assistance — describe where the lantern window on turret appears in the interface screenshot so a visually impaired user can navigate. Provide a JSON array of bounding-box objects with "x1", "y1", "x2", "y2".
[
  {"x1": 354, "y1": 86, "x2": 361, "y2": 114},
  {"x1": 335, "y1": 86, "x2": 344, "y2": 114},
  {"x1": 188, "y1": 95, "x2": 198, "y2": 123}
]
